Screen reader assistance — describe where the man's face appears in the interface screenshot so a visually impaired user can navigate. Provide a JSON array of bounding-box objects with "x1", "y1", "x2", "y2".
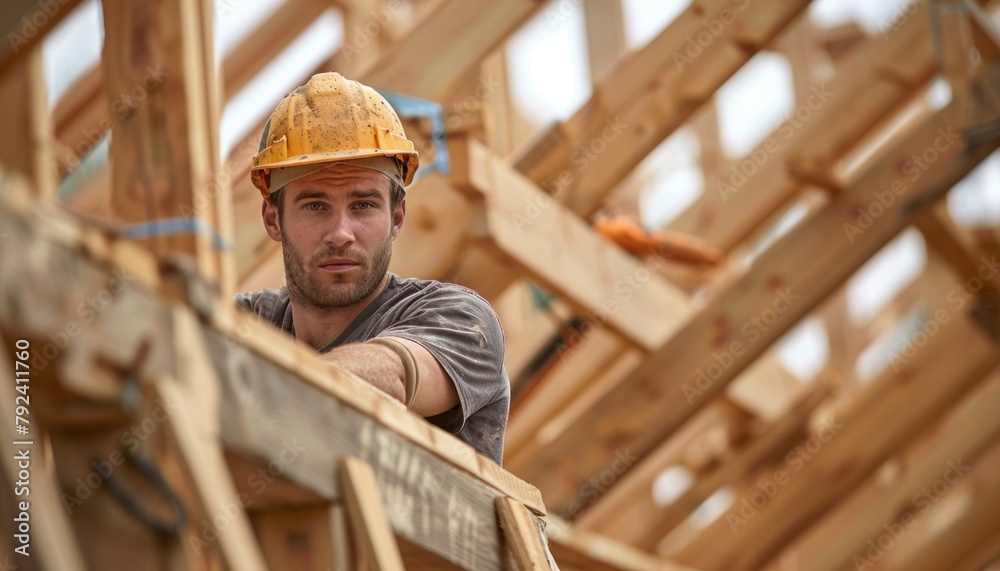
[{"x1": 262, "y1": 164, "x2": 404, "y2": 310}]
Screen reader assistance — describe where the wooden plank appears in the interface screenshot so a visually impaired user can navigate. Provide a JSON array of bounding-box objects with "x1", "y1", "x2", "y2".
[
  {"x1": 360, "y1": 0, "x2": 543, "y2": 100},
  {"x1": 0, "y1": 45, "x2": 55, "y2": 199},
  {"x1": 514, "y1": 0, "x2": 812, "y2": 217},
  {"x1": 572, "y1": 402, "x2": 735, "y2": 540},
  {"x1": 545, "y1": 516, "x2": 693, "y2": 571},
  {"x1": 508, "y1": 91, "x2": 1000, "y2": 513},
  {"x1": 388, "y1": 174, "x2": 472, "y2": 281},
  {"x1": 582, "y1": 0, "x2": 626, "y2": 84},
  {"x1": 101, "y1": 0, "x2": 222, "y2": 281},
  {"x1": 635, "y1": 380, "x2": 832, "y2": 550},
  {"x1": 0, "y1": 0, "x2": 84, "y2": 75},
  {"x1": 222, "y1": 0, "x2": 327, "y2": 99},
  {"x1": 951, "y1": 529, "x2": 1000, "y2": 571},
  {"x1": 340, "y1": 457, "x2": 406, "y2": 571},
  {"x1": 459, "y1": 137, "x2": 693, "y2": 351},
  {"x1": 0, "y1": 184, "x2": 548, "y2": 571},
  {"x1": 669, "y1": 2, "x2": 937, "y2": 252},
  {"x1": 162, "y1": 310, "x2": 270, "y2": 571},
  {"x1": 764, "y1": 369, "x2": 1000, "y2": 571},
  {"x1": 672, "y1": 312, "x2": 1000, "y2": 570},
  {"x1": 864, "y1": 435, "x2": 1000, "y2": 571},
  {"x1": 916, "y1": 203, "x2": 1000, "y2": 293},
  {"x1": 496, "y1": 497, "x2": 552, "y2": 570}
]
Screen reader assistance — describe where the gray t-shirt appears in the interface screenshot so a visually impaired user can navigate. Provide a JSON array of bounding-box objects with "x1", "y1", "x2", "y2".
[{"x1": 233, "y1": 274, "x2": 509, "y2": 465}]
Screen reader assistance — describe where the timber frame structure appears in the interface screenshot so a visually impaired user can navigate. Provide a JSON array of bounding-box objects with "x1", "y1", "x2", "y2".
[{"x1": 2, "y1": 0, "x2": 1000, "y2": 570}]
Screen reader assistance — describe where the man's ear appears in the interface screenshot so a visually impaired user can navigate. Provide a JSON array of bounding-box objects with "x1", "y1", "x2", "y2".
[
  {"x1": 390, "y1": 199, "x2": 405, "y2": 241},
  {"x1": 262, "y1": 197, "x2": 282, "y2": 242}
]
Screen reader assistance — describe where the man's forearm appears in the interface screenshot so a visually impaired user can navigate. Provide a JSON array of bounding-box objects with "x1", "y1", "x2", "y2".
[{"x1": 320, "y1": 343, "x2": 406, "y2": 403}]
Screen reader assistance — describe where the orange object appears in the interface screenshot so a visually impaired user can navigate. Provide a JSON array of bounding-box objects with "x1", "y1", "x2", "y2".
[{"x1": 594, "y1": 217, "x2": 722, "y2": 266}]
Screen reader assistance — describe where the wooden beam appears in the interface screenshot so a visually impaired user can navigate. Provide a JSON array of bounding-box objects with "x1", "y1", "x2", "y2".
[
  {"x1": 917, "y1": 203, "x2": 1000, "y2": 293},
  {"x1": 101, "y1": 0, "x2": 222, "y2": 281},
  {"x1": 360, "y1": 0, "x2": 543, "y2": 100},
  {"x1": 514, "y1": 0, "x2": 812, "y2": 217},
  {"x1": 163, "y1": 311, "x2": 271, "y2": 571},
  {"x1": 545, "y1": 516, "x2": 694, "y2": 571},
  {"x1": 572, "y1": 400, "x2": 736, "y2": 539},
  {"x1": 668, "y1": 2, "x2": 937, "y2": 252},
  {"x1": 496, "y1": 497, "x2": 553, "y2": 570},
  {"x1": 507, "y1": 86, "x2": 1000, "y2": 513},
  {"x1": 634, "y1": 380, "x2": 832, "y2": 550},
  {"x1": 672, "y1": 309, "x2": 1000, "y2": 570},
  {"x1": 763, "y1": 368, "x2": 1000, "y2": 571},
  {"x1": 0, "y1": 0, "x2": 84, "y2": 75},
  {"x1": 0, "y1": 46, "x2": 55, "y2": 199},
  {"x1": 582, "y1": 0, "x2": 626, "y2": 84},
  {"x1": 951, "y1": 529, "x2": 1000, "y2": 571},
  {"x1": 864, "y1": 434, "x2": 1000, "y2": 571},
  {"x1": 454, "y1": 137, "x2": 693, "y2": 352},
  {"x1": 340, "y1": 457, "x2": 406, "y2": 570}
]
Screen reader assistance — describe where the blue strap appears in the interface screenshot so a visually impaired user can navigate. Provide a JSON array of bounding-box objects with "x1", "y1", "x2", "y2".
[
  {"x1": 122, "y1": 217, "x2": 231, "y2": 252},
  {"x1": 377, "y1": 91, "x2": 451, "y2": 180}
]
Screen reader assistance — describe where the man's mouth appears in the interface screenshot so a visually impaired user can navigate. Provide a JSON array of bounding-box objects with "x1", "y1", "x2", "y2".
[{"x1": 317, "y1": 258, "x2": 360, "y2": 273}]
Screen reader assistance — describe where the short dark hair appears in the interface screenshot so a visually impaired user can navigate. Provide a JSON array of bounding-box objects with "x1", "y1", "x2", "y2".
[{"x1": 268, "y1": 180, "x2": 405, "y2": 220}]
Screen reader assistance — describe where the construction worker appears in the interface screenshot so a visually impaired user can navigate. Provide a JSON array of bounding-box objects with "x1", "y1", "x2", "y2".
[{"x1": 236, "y1": 73, "x2": 509, "y2": 465}]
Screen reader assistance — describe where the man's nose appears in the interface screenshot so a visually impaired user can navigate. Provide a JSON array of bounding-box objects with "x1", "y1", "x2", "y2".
[{"x1": 324, "y1": 211, "x2": 356, "y2": 248}]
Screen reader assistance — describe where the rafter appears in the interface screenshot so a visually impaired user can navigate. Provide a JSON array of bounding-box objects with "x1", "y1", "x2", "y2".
[
  {"x1": 514, "y1": 0, "x2": 812, "y2": 218},
  {"x1": 505, "y1": 74, "x2": 1000, "y2": 513},
  {"x1": 672, "y1": 310, "x2": 1000, "y2": 570},
  {"x1": 763, "y1": 368, "x2": 1000, "y2": 571},
  {"x1": 668, "y1": 2, "x2": 937, "y2": 252}
]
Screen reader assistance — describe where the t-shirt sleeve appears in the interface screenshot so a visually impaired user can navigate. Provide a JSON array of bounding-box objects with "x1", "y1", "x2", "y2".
[
  {"x1": 375, "y1": 285, "x2": 507, "y2": 433},
  {"x1": 233, "y1": 291, "x2": 257, "y2": 313}
]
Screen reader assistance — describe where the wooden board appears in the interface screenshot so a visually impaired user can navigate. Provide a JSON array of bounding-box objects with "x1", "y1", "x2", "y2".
[{"x1": 460, "y1": 138, "x2": 693, "y2": 351}]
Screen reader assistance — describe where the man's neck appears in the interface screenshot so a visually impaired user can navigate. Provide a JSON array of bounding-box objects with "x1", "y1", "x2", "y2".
[{"x1": 289, "y1": 274, "x2": 390, "y2": 351}]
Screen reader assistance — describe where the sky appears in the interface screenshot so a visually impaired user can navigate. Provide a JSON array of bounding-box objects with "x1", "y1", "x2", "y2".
[{"x1": 41, "y1": 0, "x2": 1000, "y2": 388}]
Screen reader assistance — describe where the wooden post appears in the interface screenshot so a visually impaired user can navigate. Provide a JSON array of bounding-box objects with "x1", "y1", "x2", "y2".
[
  {"x1": 339, "y1": 457, "x2": 406, "y2": 571},
  {"x1": 495, "y1": 496, "x2": 552, "y2": 570},
  {"x1": 0, "y1": 46, "x2": 55, "y2": 200},
  {"x1": 101, "y1": 0, "x2": 223, "y2": 286}
]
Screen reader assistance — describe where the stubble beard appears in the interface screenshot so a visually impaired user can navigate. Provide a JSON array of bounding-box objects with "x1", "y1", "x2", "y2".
[{"x1": 282, "y1": 227, "x2": 393, "y2": 311}]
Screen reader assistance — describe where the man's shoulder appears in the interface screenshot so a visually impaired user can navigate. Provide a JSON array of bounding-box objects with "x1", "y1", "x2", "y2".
[{"x1": 389, "y1": 275, "x2": 493, "y2": 308}]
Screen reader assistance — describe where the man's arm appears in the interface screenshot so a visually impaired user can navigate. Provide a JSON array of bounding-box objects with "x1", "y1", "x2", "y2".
[{"x1": 319, "y1": 337, "x2": 460, "y2": 417}]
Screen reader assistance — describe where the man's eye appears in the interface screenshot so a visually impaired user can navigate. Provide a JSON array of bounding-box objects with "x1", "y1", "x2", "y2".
[
  {"x1": 355, "y1": 202, "x2": 375, "y2": 210},
  {"x1": 305, "y1": 203, "x2": 324, "y2": 211}
]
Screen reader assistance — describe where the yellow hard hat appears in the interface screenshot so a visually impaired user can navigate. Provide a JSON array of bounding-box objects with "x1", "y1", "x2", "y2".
[{"x1": 250, "y1": 72, "x2": 419, "y2": 196}]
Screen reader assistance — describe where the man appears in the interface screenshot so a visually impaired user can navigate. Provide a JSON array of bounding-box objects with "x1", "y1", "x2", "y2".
[{"x1": 235, "y1": 72, "x2": 509, "y2": 465}]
